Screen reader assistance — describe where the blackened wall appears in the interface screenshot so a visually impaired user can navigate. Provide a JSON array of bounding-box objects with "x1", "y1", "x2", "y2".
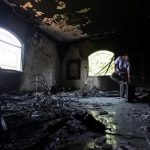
[
  {"x1": 0, "y1": 2, "x2": 29, "y2": 92},
  {"x1": 0, "y1": 2, "x2": 61, "y2": 92},
  {"x1": 21, "y1": 33, "x2": 61, "y2": 91},
  {"x1": 62, "y1": 35, "x2": 145, "y2": 90}
]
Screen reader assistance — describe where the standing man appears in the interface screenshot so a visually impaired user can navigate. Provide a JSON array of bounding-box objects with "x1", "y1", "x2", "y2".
[{"x1": 111, "y1": 52, "x2": 131, "y2": 98}]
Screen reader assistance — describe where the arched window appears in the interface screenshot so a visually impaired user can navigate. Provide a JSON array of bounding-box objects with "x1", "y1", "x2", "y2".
[
  {"x1": 88, "y1": 50, "x2": 114, "y2": 76},
  {"x1": 0, "y1": 28, "x2": 23, "y2": 71}
]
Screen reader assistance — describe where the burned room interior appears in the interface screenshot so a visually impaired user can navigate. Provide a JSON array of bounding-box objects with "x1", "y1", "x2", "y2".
[{"x1": 0, "y1": 0, "x2": 150, "y2": 149}]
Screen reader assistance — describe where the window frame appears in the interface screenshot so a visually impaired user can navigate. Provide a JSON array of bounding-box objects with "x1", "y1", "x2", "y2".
[
  {"x1": 0, "y1": 27, "x2": 24, "y2": 72},
  {"x1": 88, "y1": 50, "x2": 114, "y2": 77}
]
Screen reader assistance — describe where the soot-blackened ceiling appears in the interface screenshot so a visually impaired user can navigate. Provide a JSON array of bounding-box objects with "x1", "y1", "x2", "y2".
[{"x1": 2, "y1": 0, "x2": 141, "y2": 41}]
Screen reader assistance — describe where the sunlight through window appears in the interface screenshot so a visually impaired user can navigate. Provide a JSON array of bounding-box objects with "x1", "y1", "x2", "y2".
[
  {"x1": 88, "y1": 50, "x2": 114, "y2": 76},
  {"x1": 0, "y1": 28, "x2": 23, "y2": 71}
]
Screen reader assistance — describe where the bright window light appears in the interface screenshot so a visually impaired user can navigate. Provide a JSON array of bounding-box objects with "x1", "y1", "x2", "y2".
[
  {"x1": 0, "y1": 28, "x2": 22, "y2": 71},
  {"x1": 88, "y1": 50, "x2": 114, "y2": 76}
]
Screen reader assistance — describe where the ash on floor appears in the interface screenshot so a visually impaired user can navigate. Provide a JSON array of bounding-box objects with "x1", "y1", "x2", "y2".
[{"x1": 0, "y1": 91, "x2": 150, "y2": 150}]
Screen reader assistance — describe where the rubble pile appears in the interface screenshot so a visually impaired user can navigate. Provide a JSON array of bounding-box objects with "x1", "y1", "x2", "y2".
[
  {"x1": 1, "y1": 88, "x2": 150, "y2": 149},
  {"x1": 81, "y1": 87, "x2": 119, "y2": 98},
  {"x1": 133, "y1": 87, "x2": 150, "y2": 103},
  {"x1": 0, "y1": 92, "x2": 107, "y2": 150}
]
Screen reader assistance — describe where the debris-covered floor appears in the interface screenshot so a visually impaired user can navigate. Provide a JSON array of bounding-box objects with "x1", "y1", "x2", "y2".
[{"x1": 0, "y1": 91, "x2": 150, "y2": 150}]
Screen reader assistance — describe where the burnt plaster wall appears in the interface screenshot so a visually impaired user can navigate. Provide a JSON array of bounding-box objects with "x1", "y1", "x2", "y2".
[
  {"x1": 62, "y1": 40, "x2": 120, "y2": 90},
  {"x1": 21, "y1": 34, "x2": 60, "y2": 91},
  {"x1": 62, "y1": 35, "x2": 142, "y2": 90},
  {"x1": 0, "y1": 70, "x2": 22, "y2": 93},
  {"x1": 0, "y1": 2, "x2": 29, "y2": 92},
  {"x1": 0, "y1": 2, "x2": 60, "y2": 92},
  {"x1": 62, "y1": 45, "x2": 87, "y2": 89}
]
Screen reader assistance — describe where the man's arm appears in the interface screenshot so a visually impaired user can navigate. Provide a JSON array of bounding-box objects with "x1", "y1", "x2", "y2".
[
  {"x1": 114, "y1": 64, "x2": 118, "y2": 73},
  {"x1": 127, "y1": 64, "x2": 131, "y2": 83},
  {"x1": 114, "y1": 56, "x2": 120, "y2": 73}
]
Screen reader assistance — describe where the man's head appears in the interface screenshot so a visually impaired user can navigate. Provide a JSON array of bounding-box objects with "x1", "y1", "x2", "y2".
[{"x1": 122, "y1": 52, "x2": 129, "y2": 61}]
